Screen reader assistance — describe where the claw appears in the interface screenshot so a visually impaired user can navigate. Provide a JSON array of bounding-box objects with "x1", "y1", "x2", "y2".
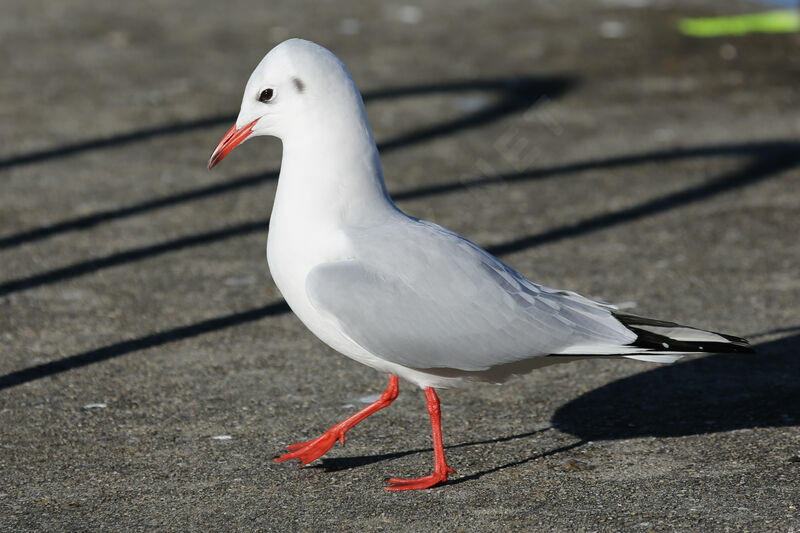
[
  {"x1": 274, "y1": 431, "x2": 343, "y2": 465},
  {"x1": 385, "y1": 466, "x2": 454, "y2": 491},
  {"x1": 274, "y1": 376, "x2": 400, "y2": 467}
]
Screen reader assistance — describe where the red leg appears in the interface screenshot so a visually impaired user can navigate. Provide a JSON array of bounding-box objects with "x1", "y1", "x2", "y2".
[
  {"x1": 275, "y1": 375, "x2": 399, "y2": 466},
  {"x1": 385, "y1": 387, "x2": 455, "y2": 491}
]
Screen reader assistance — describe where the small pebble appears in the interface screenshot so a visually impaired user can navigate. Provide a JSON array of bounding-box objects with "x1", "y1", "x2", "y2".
[{"x1": 563, "y1": 459, "x2": 595, "y2": 471}]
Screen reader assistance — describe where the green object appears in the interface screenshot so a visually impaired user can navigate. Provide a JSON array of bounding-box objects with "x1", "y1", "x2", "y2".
[{"x1": 679, "y1": 10, "x2": 800, "y2": 37}]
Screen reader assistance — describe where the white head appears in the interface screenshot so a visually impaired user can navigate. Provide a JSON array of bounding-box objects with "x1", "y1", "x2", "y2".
[{"x1": 208, "y1": 39, "x2": 373, "y2": 170}]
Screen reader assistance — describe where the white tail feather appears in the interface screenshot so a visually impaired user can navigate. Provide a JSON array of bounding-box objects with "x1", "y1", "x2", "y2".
[{"x1": 624, "y1": 354, "x2": 684, "y2": 363}]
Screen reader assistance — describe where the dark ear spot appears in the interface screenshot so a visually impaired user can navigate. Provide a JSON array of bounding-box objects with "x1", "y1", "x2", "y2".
[{"x1": 292, "y1": 77, "x2": 305, "y2": 93}]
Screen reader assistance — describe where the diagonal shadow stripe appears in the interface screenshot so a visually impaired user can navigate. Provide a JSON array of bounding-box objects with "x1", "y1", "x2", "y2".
[
  {"x1": 0, "y1": 115, "x2": 236, "y2": 169},
  {"x1": 485, "y1": 147, "x2": 800, "y2": 256},
  {"x1": 0, "y1": 300, "x2": 290, "y2": 389},
  {"x1": 0, "y1": 219, "x2": 266, "y2": 297},
  {"x1": 0, "y1": 170, "x2": 276, "y2": 249},
  {"x1": 445, "y1": 439, "x2": 586, "y2": 486},
  {"x1": 0, "y1": 76, "x2": 570, "y2": 170},
  {"x1": 393, "y1": 141, "x2": 798, "y2": 203},
  {"x1": 0, "y1": 76, "x2": 569, "y2": 249},
  {"x1": 2, "y1": 143, "x2": 797, "y2": 298}
]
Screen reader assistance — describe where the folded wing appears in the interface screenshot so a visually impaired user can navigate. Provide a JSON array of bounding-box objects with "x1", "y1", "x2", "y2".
[{"x1": 306, "y1": 218, "x2": 638, "y2": 371}]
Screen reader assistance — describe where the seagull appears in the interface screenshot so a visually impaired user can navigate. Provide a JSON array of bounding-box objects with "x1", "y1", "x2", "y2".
[{"x1": 207, "y1": 38, "x2": 753, "y2": 491}]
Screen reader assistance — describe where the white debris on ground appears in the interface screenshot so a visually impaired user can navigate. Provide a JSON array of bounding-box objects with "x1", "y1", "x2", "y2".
[
  {"x1": 599, "y1": 20, "x2": 627, "y2": 39},
  {"x1": 82, "y1": 403, "x2": 107, "y2": 409},
  {"x1": 600, "y1": 0, "x2": 651, "y2": 7},
  {"x1": 358, "y1": 394, "x2": 382, "y2": 404},
  {"x1": 337, "y1": 17, "x2": 361, "y2": 36},
  {"x1": 385, "y1": 5, "x2": 423, "y2": 24},
  {"x1": 451, "y1": 95, "x2": 490, "y2": 112},
  {"x1": 340, "y1": 393, "x2": 384, "y2": 409},
  {"x1": 224, "y1": 275, "x2": 256, "y2": 286},
  {"x1": 211, "y1": 435, "x2": 233, "y2": 440}
]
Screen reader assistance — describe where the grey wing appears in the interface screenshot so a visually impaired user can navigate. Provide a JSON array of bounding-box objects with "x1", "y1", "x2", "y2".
[{"x1": 306, "y1": 219, "x2": 636, "y2": 371}]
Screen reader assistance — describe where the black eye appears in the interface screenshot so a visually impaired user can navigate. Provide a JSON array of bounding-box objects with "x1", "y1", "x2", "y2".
[{"x1": 258, "y1": 88, "x2": 274, "y2": 103}]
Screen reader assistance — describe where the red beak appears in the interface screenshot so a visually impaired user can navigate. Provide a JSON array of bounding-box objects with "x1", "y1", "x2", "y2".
[{"x1": 207, "y1": 119, "x2": 259, "y2": 170}]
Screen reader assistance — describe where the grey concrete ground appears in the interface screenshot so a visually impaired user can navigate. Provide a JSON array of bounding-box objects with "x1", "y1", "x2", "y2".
[{"x1": 1, "y1": 0, "x2": 799, "y2": 531}]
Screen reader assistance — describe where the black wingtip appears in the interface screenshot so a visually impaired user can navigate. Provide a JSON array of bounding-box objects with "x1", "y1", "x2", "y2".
[{"x1": 613, "y1": 312, "x2": 755, "y2": 355}]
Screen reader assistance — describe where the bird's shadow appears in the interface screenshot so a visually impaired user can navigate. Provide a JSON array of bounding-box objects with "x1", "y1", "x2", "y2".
[
  {"x1": 552, "y1": 328, "x2": 800, "y2": 441},
  {"x1": 311, "y1": 426, "x2": 554, "y2": 472},
  {"x1": 311, "y1": 426, "x2": 586, "y2": 486},
  {"x1": 305, "y1": 329, "x2": 799, "y2": 484}
]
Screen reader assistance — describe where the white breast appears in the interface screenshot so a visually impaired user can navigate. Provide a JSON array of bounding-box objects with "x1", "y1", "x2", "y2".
[
  {"x1": 266, "y1": 204, "x2": 470, "y2": 389},
  {"x1": 266, "y1": 206, "x2": 351, "y2": 348}
]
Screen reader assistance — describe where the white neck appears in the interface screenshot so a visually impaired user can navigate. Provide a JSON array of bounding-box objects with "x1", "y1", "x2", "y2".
[{"x1": 272, "y1": 105, "x2": 397, "y2": 228}]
